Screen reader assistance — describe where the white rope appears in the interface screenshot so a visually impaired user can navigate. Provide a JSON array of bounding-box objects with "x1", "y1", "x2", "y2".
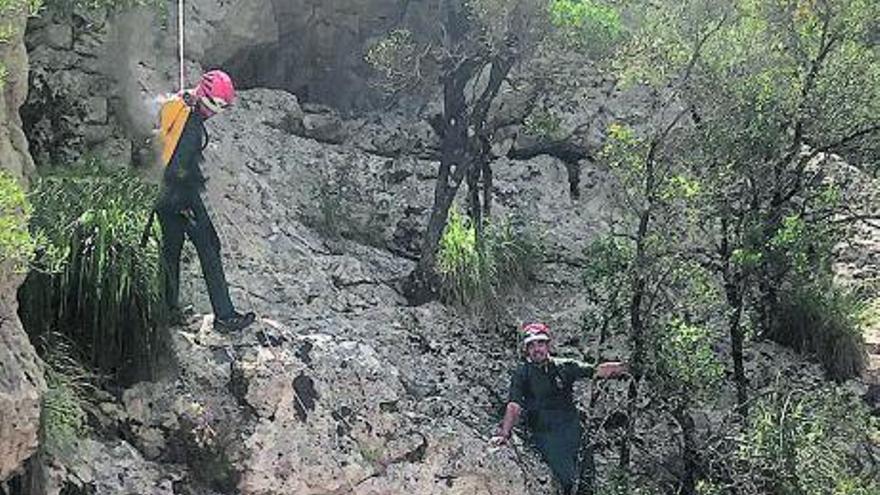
[{"x1": 178, "y1": 0, "x2": 185, "y2": 92}]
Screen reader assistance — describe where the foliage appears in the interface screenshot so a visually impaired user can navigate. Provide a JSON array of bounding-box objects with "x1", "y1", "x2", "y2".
[
  {"x1": 581, "y1": 235, "x2": 632, "y2": 347},
  {"x1": 655, "y1": 318, "x2": 724, "y2": 400},
  {"x1": 737, "y1": 384, "x2": 878, "y2": 494},
  {"x1": 436, "y1": 209, "x2": 541, "y2": 315},
  {"x1": 39, "y1": 333, "x2": 97, "y2": 459},
  {"x1": 18, "y1": 163, "x2": 165, "y2": 384},
  {"x1": 364, "y1": 29, "x2": 422, "y2": 93},
  {"x1": 0, "y1": 171, "x2": 34, "y2": 273},
  {"x1": 770, "y1": 281, "x2": 866, "y2": 381},
  {"x1": 39, "y1": 0, "x2": 163, "y2": 14},
  {"x1": 601, "y1": 122, "x2": 652, "y2": 198},
  {"x1": 548, "y1": 0, "x2": 625, "y2": 55},
  {"x1": 596, "y1": 468, "x2": 660, "y2": 495},
  {"x1": 605, "y1": 0, "x2": 880, "y2": 380}
]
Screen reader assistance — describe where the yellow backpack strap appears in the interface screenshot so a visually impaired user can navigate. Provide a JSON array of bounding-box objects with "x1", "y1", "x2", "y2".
[{"x1": 158, "y1": 96, "x2": 192, "y2": 166}]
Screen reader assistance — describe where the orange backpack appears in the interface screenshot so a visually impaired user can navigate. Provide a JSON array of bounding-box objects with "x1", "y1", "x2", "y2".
[{"x1": 158, "y1": 95, "x2": 192, "y2": 166}]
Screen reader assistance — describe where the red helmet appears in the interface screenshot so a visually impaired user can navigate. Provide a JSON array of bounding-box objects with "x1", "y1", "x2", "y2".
[
  {"x1": 195, "y1": 69, "x2": 235, "y2": 116},
  {"x1": 522, "y1": 322, "x2": 551, "y2": 345}
]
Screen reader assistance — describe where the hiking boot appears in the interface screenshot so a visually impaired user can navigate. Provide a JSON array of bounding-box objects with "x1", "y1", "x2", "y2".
[{"x1": 213, "y1": 311, "x2": 256, "y2": 333}]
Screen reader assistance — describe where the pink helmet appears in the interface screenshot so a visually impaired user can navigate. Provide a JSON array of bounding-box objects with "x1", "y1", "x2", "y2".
[
  {"x1": 194, "y1": 69, "x2": 235, "y2": 116},
  {"x1": 522, "y1": 322, "x2": 551, "y2": 346}
]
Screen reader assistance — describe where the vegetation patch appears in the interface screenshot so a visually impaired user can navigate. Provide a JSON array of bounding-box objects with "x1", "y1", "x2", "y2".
[
  {"x1": 737, "y1": 385, "x2": 878, "y2": 494},
  {"x1": 18, "y1": 163, "x2": 165, "y2": 384},
  {"x1": 436, "y1": 209, "x2": 541, "y2": 316},
  {"x1": 0, "y1": 171, "x2": 34, "y2": 274},
  {"x1": 39, "y1": 333, "x2": 97, "y2": 460},
  {"x1": 770, "y1": 282, "x2": 867, "y2": 381}
]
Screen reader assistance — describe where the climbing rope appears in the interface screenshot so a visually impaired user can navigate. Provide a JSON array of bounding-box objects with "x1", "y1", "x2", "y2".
[{"x1": 178, "y1": 0, "x2": 185, "y2": 92}]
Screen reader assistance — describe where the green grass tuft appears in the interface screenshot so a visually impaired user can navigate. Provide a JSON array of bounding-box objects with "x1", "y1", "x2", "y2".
[
  {"x1": 769, "y1": 283, "x2": 866, "y2": 381},
  {"x1": 18, "y1": 163, "x2": 165, "y2": 384},
  {"x1": 39, "y1": 333, "x2": 97, "y2": 459},
  {"x1": 436, "y1": 209, "x2": 541, "y2": 316}
]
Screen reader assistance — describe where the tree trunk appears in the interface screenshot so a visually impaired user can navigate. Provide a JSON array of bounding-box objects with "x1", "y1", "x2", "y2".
[
  {"x1": 404, "y1": 9, "x2": 473, "y2": 303},
  {"x1": 620, "y1": 207, "x2": 650, "y2": 469},
  {"x1": 728, "y1": 290, "x2": 748, "y2": 416},
  {"x1": 481, "y1": 160, "x2": 493, "y2": 218},
  {"x1": 720, "y1": 214, "x2": 749, "y2": 415},
  {"x1": 673, "y1": 404, "x2": 698, "y2": 495},
  {"x1": 467, "y1": 162, "x2": 484, "y2": 248}
]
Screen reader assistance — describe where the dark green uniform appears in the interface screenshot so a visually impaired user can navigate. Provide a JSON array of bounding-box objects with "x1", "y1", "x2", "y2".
[
  {"x1": 156, "y1": 101, "x2": 236, "y2": 320},
  {"x1": 509, "y1": 357, "x2": 594, "y2": 494}
]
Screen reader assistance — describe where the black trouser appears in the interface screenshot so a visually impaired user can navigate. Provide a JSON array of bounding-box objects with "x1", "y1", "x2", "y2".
[
  {"x1": 531, "y1": 409, "x2": 591, "y2": 495},
  {"x1": 157, "y1": 190, "x2": 235, "y2": 319}
]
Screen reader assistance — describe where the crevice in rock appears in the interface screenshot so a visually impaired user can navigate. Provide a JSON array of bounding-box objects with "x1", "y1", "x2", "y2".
[{"x1": 292, "y1": 374, "x2": 319, "y2": 422}]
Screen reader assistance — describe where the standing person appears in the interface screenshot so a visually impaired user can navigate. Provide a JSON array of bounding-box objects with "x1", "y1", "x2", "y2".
[
  {"x1": 490, "y1": 322, "x2": 627, "y2": 494},
  {"x1": 155, "y1": 69, "x2": 255, "y2": 332}
]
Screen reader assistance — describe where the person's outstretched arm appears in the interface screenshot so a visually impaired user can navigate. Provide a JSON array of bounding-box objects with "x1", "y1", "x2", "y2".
[
  {"x1": 490, "y1": 366, "x2": 527, "y2": 446},
  {"x1": 490, "y1": 402, "x2": 522, "y2": 446},
  {"x1": 565, "y1": 359, "x2": 628, "y2": 380},
  {"x1": 595, "y1": 361, "x2": 628, "y2": 379}
]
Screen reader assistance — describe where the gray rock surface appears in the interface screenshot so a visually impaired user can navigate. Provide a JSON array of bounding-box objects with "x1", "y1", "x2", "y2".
[
  {"x1": 0, "y1": 2, "x2": 44, "y2": 483},
  {"x1": 0, "y1": 261, "x2": 45, "y2": 483},
  {"x1": 92, "y1": 87, "x2": 621, "y2": 494},
  {"x1": 33, "y1": 438, "x2": 183, "y2": 495},
  {"x1": 1, "y1": 2, "x2": 36, "y2": 182}
]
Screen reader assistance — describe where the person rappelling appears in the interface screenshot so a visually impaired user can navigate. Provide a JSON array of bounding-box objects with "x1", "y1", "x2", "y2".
[{"x1": 149, "y1": 0, "x2": 255, "y2": 332}]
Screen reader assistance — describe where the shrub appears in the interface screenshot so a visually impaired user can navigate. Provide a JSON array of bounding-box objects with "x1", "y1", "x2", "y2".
[
  {"x1": 39, "y1": 333, "x2": 97, "y2": 459},
  {"x1": 0, "y1": 171, "x2": 34, "y2": 273},
  {"x1": 769, "y1": 283, "x2": 866, "y2": 381},
  {"x1": 18, "y1": 163, "x2": 165, "y2": 384},
  {"x1": 581, "y1": 235, "x2": 633, "y2": 344},
  {"x1": 737, "y1": 385, "x2": 878, "y2": 494},
  {"x1": 548, "y1": 0, "x2": 625, "y2": 55},
  {"x1": 436, "y1": 209, "x2": 541, "y2": 315},
  {"x1": 655, "y1": 318, "x2": 724, "y2": 401}
]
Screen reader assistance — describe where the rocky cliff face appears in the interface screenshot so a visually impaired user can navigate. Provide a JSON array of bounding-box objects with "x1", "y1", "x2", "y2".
[
  {"x1": 17, "y1": 87, "x2": 611, "y2": 494},
  {"x1": 139, "y1": 88, "x2": 607, "y2": 495},
  {"x1": 0, "y1": 266, "x2": 45, "y2": 484},
  {"x1": 12, "y1": 3, "x2": 878, "y2": 493},
  {"x1": 21, "y1": 0, "x2": 442, "y2": 168},
  {"x1": 0, "y1": 1, "x2": 44, "y2": 484},
  {"x1": 27, "y1": 87, "x2": 861, "y2": 492},
  {"x1": 1, "y1": 3, "x2": 36, "y2": 181}
]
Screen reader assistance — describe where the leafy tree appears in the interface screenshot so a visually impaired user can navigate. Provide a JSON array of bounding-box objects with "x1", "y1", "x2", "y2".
[
  {"x1": 616, "y1": 0, "x2": 880, "y2": 414},
  {"x1": 580, "y1": 0, "x2": 880, "y2": 490},
  {"x1": 367, "y1": 0, "x2": 625, "y2": 303}
]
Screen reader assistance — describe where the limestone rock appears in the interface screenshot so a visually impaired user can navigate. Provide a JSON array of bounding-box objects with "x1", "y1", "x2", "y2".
[
  {"x1": 0, "y1": 2, "x2": 43, "y2": 483},
  {"x1": 0, "y1": 264, "x2": 45, "y2": 482}
]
